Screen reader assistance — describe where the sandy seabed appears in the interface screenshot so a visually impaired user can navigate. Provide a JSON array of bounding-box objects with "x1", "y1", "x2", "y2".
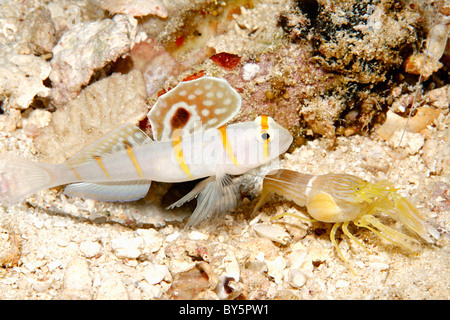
[{"x1": 0, "y1": 0, "x2": 448, "y2": 299}]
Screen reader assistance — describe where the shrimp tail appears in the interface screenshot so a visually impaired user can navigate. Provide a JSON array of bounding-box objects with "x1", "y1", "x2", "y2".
[
  {"x1": 252, "y1": 187, "x2": 272, "y2": 215},
  {"x1": 355, "y1": 214, "x2": 420, "y2": 251},
  {"x1": 391, "y1": 194, "x2": 440, "y2": 244},
  {"x1": 0, "y1": 153, "x2": 66, "y2": 205},
  {"x1": 358, "y1": 181, "x2": 440, "y2": 245}
]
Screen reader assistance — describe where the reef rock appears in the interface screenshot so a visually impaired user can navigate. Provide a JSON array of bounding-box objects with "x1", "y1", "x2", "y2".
[
  {"x1": 281, "y1": 0, "x2": 420, "y2": 84},
  {"x1": 50, "y1": 14, "x2": 138, "y2": 107},
  {"x1": 0, "y1": 53, "x2": 51, "y2": 110},
  {"x1": 35, "y1": 70, "x2": 148, "y2": 163},
  {"x1": 20, "y1": 7, "x2": 57, "y2": 56},
  {"x1": 99, "y1": 0, "x2": 168, "y2": 18}
]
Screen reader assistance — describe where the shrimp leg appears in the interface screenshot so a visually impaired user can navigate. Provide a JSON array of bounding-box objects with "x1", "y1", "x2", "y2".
[
  {"x1": 342, "y1": 222, "x2": 371, "y2": 254},
  {"x1": 330, "y1": 223, "x2": 356, "y2": 275},
  {"x1": 355, "y1": 215, "x2": 419, "y2": 251},
  {"x1": 271, "y1": 211, "x2": 315, "y2": 222}
]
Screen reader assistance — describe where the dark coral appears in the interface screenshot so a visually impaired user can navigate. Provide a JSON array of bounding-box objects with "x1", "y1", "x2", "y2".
[
  {"x1": 274, "y1": 0, "x2": 425, "y2": 143},
  {"x1": 280, "y1": 0, "x2": 421, "y2": 84}
]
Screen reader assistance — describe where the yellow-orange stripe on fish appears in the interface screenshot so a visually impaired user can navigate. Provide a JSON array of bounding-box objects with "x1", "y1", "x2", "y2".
[
  {"x1": 172, "y1": 131, "x2": 193, "y2": 178},
  {"x1": 70, "y1": 167, "x2": 82, "y2": 180},
  {"x1": 260, "y1": 115, "x2": 270, "y2": 162},
  {"x1": 124, "y1": 141, "x2": 144, "y2": 178},
  {"x1": 218, "y1": 125, "x2": 239, "y2": 167},
  {"x1": 93, "y1": 155, "x2": 110, "y2": 179}
]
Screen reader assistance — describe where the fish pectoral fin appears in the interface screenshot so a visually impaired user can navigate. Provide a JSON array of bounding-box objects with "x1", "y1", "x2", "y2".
[
  {"x1": 166, "y1": 176, "x2": 215, "y2": 209},
  {"x1": 168, "y1": 174, "x2": 237, "y2": 228},
  {"x1": 187, "y1": 174, "x2": 237, "y2": 228},
  {"x1": 64, "y1": 180, "x2": 151, "y2": 202}
]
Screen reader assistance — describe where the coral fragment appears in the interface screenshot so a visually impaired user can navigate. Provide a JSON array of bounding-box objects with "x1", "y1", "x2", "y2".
[
  {"x1": 210, "y1": 52, "x2": 241, "y2": 71},
  {"x1": 99, "y1": 0, "x2": 168, "y2": 18},
  {"x1": 0, "y1": 54, "x2": 51, "y2": 110},
  {"x1": 36, "y1": 70, "x2": 148, "y2": 162},
  {"x1": 50, "y1": 15, "x2": 138, "y2": 107}
]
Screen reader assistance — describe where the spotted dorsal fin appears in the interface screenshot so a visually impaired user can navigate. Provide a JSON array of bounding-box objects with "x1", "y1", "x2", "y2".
[
  {"x1": 147, "y1": 76, "x2": 241, "y2": 141},
  {"x1": 64, "y1": 123, "x2": 152, "y2": 167}
]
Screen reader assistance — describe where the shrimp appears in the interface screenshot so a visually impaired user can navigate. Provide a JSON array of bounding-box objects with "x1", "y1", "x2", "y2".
[
  {"x1": 252, "y1": 169, "x2": 440, "y2": 274},
  {"x1": 251, "y1": 23, "x2": 446, "y2": 274}
]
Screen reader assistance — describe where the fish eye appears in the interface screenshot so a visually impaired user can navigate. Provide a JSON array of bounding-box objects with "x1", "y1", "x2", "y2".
[
  {"x1": 261, "y1": 132, "x2": 270, "y2": 140},
  {"x1": 355, "y1": 187, "x2": 360, "y2": 191}
]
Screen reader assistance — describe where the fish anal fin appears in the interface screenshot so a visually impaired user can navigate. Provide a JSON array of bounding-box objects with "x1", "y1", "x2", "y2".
[
  {"x1": 65, "y1": 123, "x2": 152, "y2": 167},
  {"x1": 64, "y1": 180, "x2": 151, "y2": 202}
]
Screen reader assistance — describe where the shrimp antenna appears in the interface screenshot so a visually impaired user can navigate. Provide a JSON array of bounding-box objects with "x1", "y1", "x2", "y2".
[
  {"x1": 386, "y1": 24, "x2": 448, "y2": 180},
  {"x1": 245, "y1": 171, "x2": 313, "y2": 190},
  {"x1": 386, "y1": 54, "x2": 424, "y2": 180}
]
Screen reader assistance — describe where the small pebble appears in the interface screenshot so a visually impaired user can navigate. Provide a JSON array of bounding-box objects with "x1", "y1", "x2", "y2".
[
  {"x1": 143, "y1": 263, "x2": 171, "y2": 285},
  {"x1": 60, "y1": 257, "x2": 93, "y2": 299},
  {"x1": 32, "y1": 219, "x2": 44, "y2": 229},
  {"x1": 79, "y1": 240, "x2": 102, "y2": 258},
  {"x1": 389, "y1": 131, "x2": 424, "y2": 155},
  {"x1": 287, "y1": 249, "x2": 307, "y2": 270},
  {"x1": 47, "y1": 260, "x2": 62, "y2": 272},
  {"x1": 111, "y1": 235, "x2": 144, "y2": 259},
  {"x1": 255, "y1": 252, "x2": 265, "y2": 262},
  {"x1": 335, "y1": 279, "x2": 350, "y2": 289},
  {"x1": 188, "y1": 230, "x2": 209, "y2": 240},
  {"x1": 253, "y1": 223, "x2": 291, "y2": 245},
  {"x1": 139, "y1": 280, "x2": 163, "y2": 299},
  {"x1": 55, "y1": 235, "x2": 70, "y2": 247},
  {"x1": 288, "y1": 269, "x2": 306, "y2": 288},
  {"x1": 166, "y1": 231, "x2": 180, "y2": 242},
  {"x1": 32, "y1": 281, "x2": 51, "y2": 292},
  {"x1": 220, "y1": 254, "x2": 240, "y2": 282},
  {"x1": 24, "y1": 261, "x2": 38, "y2": 272},
  {"x1": 242, "y1": 62, "x2": 260, "y2": 81},
  {"x1": 370, "y1": 262, "x2": 390, "y2": 271},
  {"x1": 96, "y1": 274, "x2": 129, "y2": 300},
  {"x1": 266, "y1": 256, "x2": 286, "y2": 284},
  {"x1": 136, "y1": 229, "x2": 163, "y2": 253}
]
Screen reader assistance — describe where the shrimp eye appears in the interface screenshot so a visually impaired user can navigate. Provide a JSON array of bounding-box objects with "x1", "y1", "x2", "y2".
[
  {"x1": 355, "y1": 187, "x2": 360, "y2": 191},
  {"x1": 261, "y1": 132, "x2": 270, "y2": 140}
]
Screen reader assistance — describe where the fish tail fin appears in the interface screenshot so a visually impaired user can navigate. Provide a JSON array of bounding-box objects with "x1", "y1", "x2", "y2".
[{"x1": 0, "y1": 153, "x2": 63, "y2": 205}]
